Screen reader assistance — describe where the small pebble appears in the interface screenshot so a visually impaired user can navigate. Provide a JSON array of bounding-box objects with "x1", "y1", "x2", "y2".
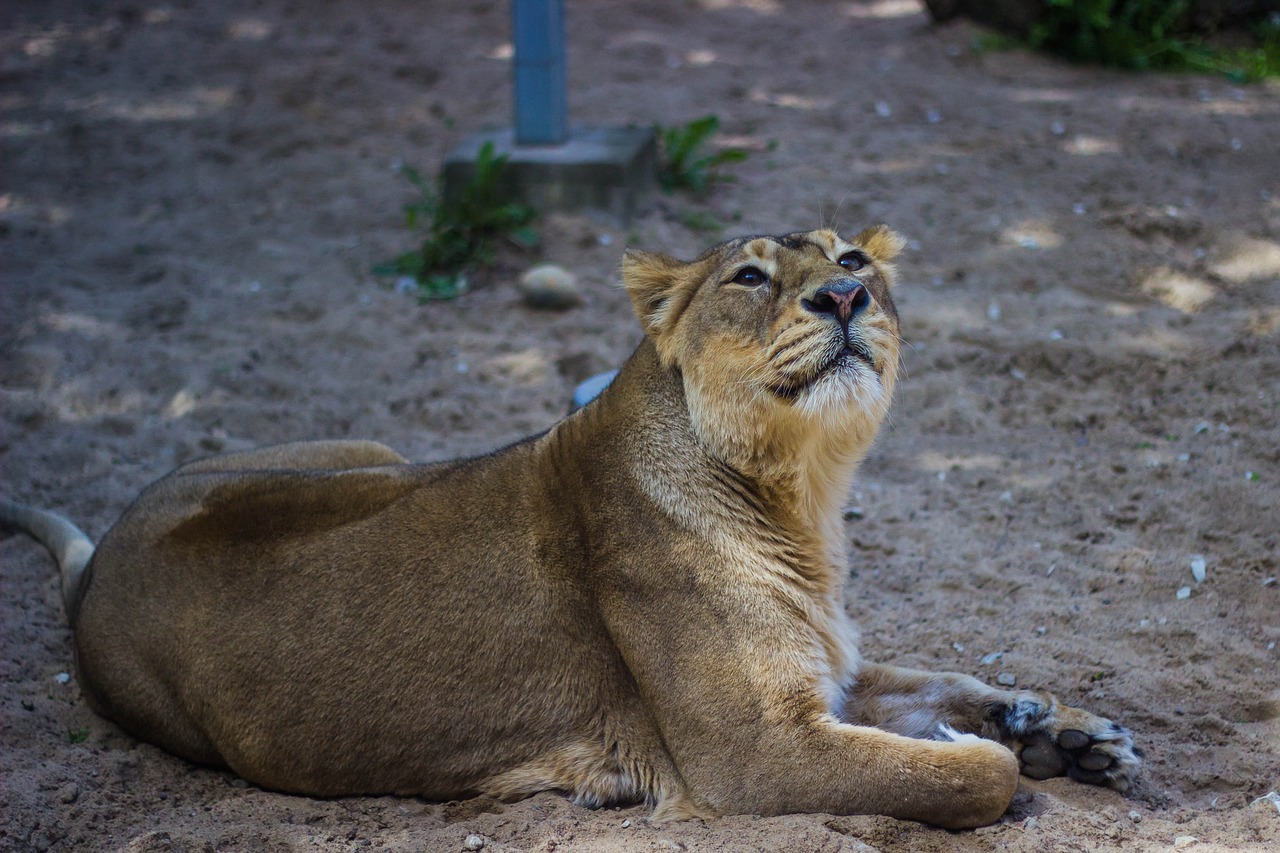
[
  {"x1": 464, "y1": 834, "x2": 486, "y2": 851},
  {"x1": 987, "y1": 302, "x2": 1001, "y2": 321},
  {"x1": 1174, "y1": 836, "x2": 1198, "y2": 848},
  {"x1": 1128, "y1": 810, "x2": 1142, "y2": 823},
  {"x1": 981, "y1": 652, "x2": 1003, "y2": 666},
  {"x1": 58, "y1": 783, "x2": 79, "y2": 804},
  {"x1": 1035, "y1": 626, "x2": 1047, "y2": 635},
  {"x1": 1176, "y1": 586, "x2": 1192, "y2": 600},
  {"x1": 1190, "y1": 555, "x2": 1206, "y2": 584},
  {"x1": 621, "y1": 819, "x2": 631, "y2": 828},
  {"x1": 996, "y1": 672, "x2": 1017, "y2": 687},
  {"x1": 1251, "y1": 791, "x2": 1280, "y2": 813},
  {"x1": 875, "y1": 101, "x2": 892, "y2": 118},
  {"x1": 518, "y1": 264, "x2": 583, "y2": 310},
  {"x1": 54, "y1": 672, "x2": 71, "y2": 684},
  {"x1": 952, "y1": 643, "x2": 965, "y2": 653}
]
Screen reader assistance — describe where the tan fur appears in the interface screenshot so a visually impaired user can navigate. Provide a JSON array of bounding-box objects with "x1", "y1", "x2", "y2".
[{"x1": 12, "y1": 228, "x2": 1140, "y2": 830}]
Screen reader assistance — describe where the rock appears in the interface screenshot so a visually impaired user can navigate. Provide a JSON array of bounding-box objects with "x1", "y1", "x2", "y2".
[
  {"x1": 57, "y1": 783, "x2": 79, "y2": 804},
  {"x1": 463, "y1": 834, "x2": 486, "y2": 851},
  {"x1": 1190, "y1": 555, "x2": 1206, "y2": 583},
  {"x1": 996, "y1": 672, "x2": 1017, "y2": 687},
  {"x1": 1251, "y1": 791, "x2": 1280, "y2": 813},
  {"x1": 1174, "y1": 836, "x2": 1199, "y2": 848},
  {"x1": 518, "y1": 264, "x2": 582, "y2": 310},
  {"x1": 571, "y1": 370, "x2": 618, "y2": 411}
]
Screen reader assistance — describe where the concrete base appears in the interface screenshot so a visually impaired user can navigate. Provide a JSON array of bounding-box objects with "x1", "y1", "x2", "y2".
[{"x1": 443, "y1": 126, "x2": 656, "y2": 225}]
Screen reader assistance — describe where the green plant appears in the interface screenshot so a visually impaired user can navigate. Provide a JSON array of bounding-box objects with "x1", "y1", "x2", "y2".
[
  {"x1": 654, "y1": 115, "x2": 748, "y2": 195},
  {"x1": 68, "y1": 727, "x2": 90, "y2": 744},
  {"x1": 677, "y1": 208, "x2": 725, "y2": 234},
  {"x1": 1027, "y1": 0, "x2": 1279, "y2": 81},
  {"x1": 375, "y1": 142, "x2": 537, "y2": 301}
]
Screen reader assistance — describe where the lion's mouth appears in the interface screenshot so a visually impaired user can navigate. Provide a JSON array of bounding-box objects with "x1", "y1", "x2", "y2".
[
  {"x1": 768, "y1": 340, "x2": 877, "y2": 400},
  {"x1": 834, "y1": 342, "x2": 876, "y2": 368}
]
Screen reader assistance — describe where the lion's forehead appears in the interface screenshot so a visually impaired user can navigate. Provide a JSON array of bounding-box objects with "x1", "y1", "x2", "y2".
[{"x1": 720, "y1": 230, "x2": 852, "y2": 275}]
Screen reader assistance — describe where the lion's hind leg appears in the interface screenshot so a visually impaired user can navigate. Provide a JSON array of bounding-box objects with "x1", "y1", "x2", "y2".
[{"x1": 844, "y1": 664, "x2": 1141, "y2": 793}]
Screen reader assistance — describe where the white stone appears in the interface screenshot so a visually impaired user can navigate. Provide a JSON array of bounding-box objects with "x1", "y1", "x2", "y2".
[{"x1": 518, "y1": 264, "x2": 582, "y2": 310}]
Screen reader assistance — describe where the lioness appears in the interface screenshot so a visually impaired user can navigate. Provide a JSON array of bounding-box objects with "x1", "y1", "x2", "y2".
[{"x1": 2, "y1": 227, "x2": 1138, "y2": 828}]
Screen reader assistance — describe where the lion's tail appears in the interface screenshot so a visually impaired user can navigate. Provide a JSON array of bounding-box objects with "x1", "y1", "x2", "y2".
[{"x1": 1, "y1": 500, "x2": 96, "y2": 617}]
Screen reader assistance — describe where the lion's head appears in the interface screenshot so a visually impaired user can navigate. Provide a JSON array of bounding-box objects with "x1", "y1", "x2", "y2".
[{"x1": 623, "y1": 226, "x2": 905, "y2": 516}]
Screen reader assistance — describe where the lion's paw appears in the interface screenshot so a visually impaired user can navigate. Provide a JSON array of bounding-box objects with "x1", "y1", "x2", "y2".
[{"x1": 992, "y1": 694, "x2": 1141, "y2": 793}]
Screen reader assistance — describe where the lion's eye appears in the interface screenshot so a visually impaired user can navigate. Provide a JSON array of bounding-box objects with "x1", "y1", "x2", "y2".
[
  {"x1": 731, "y1": 266, "x2": 768, "y2": 287},
  {"x1": 838, "y1": 252, "x2": 867, "y2": 271}
]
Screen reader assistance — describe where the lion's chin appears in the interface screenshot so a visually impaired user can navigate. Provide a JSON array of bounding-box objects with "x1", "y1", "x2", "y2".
[
  {"x1": 770, "y1": 347, "x2": 880, "y2": 402},
  {"x1": 773, "y1": 356, "x2": 887, "y2": 421}
]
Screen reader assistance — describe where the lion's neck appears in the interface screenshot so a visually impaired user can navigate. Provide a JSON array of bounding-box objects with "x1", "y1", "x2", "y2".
[{"x1": 606, "y1": 343, "x2": 870, "y2": 580}]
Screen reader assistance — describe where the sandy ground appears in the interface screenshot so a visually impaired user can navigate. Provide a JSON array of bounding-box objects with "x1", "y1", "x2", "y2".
[{"x1": 2, "y1": 1, "x2": 1279, "y2": 850}]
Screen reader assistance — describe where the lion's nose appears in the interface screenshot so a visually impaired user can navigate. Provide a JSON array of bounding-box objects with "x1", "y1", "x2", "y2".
[{"x1": 803, "y1": 282, "x2": 870, "y2": 324}]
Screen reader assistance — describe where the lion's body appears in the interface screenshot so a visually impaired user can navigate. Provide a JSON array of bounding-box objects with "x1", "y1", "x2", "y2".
[{"x1": 6, "y1": 229, "x2": 1139, "y2": 828}]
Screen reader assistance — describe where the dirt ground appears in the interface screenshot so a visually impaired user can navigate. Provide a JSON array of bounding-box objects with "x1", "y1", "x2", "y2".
[{"x1": 2, "y1": 1, "x2": 1278, "y2": 850}]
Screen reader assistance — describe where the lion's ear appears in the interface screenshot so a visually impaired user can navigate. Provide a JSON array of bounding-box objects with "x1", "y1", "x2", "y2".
[
  {"x1": 852, "y1": 225, "x2": 907, "y2": 266},
  {"x1": 622, "y1": 249, "x2": 690, "y2": 338}
]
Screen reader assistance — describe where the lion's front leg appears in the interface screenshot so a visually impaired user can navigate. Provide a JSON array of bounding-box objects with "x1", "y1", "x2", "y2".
[{"x1": 844, "y1": 663, "x2": 1141, "y2": 792}]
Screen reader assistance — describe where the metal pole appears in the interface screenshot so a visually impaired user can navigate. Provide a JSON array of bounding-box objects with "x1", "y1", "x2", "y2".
[{"x1": 511, "y1": 0, "x2": 568, "y2": 146}]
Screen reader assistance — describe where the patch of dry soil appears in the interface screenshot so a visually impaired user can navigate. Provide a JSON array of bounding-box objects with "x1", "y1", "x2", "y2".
[{"x1": 2, "y1": 1, "x2": 1277, "y2": 850}]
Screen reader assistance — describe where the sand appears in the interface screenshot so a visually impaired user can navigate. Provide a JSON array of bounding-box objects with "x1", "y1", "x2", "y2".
[{"x1": 2, "y1": 1, "x2": 1278, "y2": 850}]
